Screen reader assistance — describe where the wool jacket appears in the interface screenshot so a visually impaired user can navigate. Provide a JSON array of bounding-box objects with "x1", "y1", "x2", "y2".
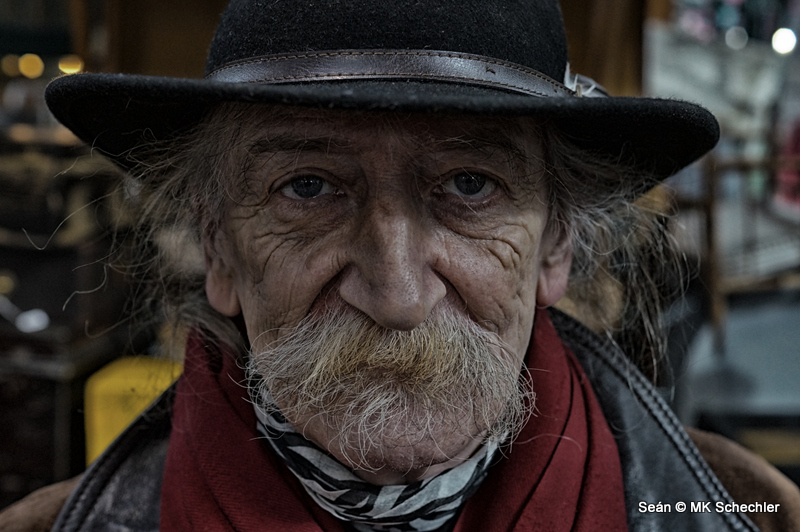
[{"x1": 2, "y1": 310, "x2": 799, "y2": 531}]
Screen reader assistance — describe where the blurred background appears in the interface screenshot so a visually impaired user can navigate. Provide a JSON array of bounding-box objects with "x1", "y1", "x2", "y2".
[{"x1": 0, "y1": 0, "x2": 799, "y2": 509}]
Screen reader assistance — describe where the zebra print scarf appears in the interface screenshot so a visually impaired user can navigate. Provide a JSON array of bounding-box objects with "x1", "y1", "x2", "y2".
[{"x1": 254, "y1": 402, "x2": 499, "y2": 532}]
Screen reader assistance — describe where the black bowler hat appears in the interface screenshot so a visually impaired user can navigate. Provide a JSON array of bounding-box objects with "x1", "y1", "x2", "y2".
[{"x1": 45, "y1": 0, "x2": 718, "y2": 179}]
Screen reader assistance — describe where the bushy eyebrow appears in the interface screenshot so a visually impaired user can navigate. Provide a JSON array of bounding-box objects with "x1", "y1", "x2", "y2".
[{"x1": 422, "y1": 135, "x2": 532, "y2": 165}]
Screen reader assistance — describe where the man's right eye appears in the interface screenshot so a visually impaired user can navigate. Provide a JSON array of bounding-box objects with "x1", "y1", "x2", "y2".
[{"x1": 281, "y1": 175, "x2": 335, "y2": 199}]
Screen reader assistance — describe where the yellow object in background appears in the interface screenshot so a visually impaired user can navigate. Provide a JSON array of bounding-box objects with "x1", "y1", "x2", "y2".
[{"x1": 84, "y1": 356, "x2": 182, "y2": 465}]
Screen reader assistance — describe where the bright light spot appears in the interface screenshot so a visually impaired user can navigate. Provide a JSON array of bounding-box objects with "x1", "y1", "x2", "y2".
[
  {"x1": 7, "y1": 124, "x2": 36, "y2": 143},
  {"x1": 1, "y1": 54, "x2": 20, "y2": 77},
  {"x1": 772, "y1": 28, "x2": 797, "y2": 55},
  {"x1": 16, "y1": 309, "x2": 49, "y2": 333},
  {"x1": 52, "y1": 125, "x2": 79, "y2": 146},
  {"x1": 58, "y1": 54, "x2": 83, "y2": 74},
  {"x1": 725, "y1": 26, "x2": 748, "y2": 50},
  {"x1": 18, "y1": 53, "x2": 44, "y2": 78}
]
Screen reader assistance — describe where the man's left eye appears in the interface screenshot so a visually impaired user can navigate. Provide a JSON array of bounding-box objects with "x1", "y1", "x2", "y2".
[
  {"x1": 281, "y1": 175, "x2": 336, "y2": 199},
  {"x1": 442, "y1": 172, "x2": 496, "y2": 198}
]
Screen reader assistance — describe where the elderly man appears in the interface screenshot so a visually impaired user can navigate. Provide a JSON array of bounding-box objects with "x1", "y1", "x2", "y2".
[{"x1": 3, "y1": 0, "x2": 800, "y2": 530}]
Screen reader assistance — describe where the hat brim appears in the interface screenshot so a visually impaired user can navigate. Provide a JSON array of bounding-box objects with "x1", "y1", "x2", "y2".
[{"x1": 45, "y1": 72, "x2": 719, "y2": 181}]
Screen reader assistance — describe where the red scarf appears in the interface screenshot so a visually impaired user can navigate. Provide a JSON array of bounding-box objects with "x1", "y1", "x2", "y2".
[{"x1": 160, "y1": 311, "x2": 628, "y2": 531}]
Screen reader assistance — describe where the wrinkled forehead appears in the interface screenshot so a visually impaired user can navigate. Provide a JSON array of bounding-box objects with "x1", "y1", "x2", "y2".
[{"x1": 206, "y1": 103, "x2": 544, "y2": 170}]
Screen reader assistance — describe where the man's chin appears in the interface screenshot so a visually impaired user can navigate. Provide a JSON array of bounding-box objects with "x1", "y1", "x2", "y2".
[{"x1": 328, "y1": 427, "x2": 485, "y2": 485}]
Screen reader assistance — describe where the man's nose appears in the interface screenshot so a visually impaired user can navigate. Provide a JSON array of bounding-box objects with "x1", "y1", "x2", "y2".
[{"x1": 338, "y1": 201, "x2": 447, "y2": 331}]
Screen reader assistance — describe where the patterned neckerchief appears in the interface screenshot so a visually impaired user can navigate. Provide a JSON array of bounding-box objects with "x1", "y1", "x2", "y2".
[{"x1": 254, "y1": 399, "x2": 499, "y2": 532}]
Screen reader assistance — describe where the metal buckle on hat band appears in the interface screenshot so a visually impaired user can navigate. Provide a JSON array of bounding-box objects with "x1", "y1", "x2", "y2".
[{"x1": 205, "y1": 50, "x2": 577, "y2": 98}]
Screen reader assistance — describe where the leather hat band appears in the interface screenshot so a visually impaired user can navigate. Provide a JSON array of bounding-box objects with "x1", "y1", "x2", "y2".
[{"x1": 205, "y1": 50, "x2": 577, "y2": 98}]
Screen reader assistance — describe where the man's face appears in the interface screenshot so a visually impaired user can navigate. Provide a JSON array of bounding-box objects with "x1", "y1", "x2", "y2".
[{"x1": 205, "y1": 106, "x2": 572, "y2": 483}]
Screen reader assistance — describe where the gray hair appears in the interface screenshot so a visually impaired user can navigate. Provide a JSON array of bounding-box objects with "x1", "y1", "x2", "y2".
[{"x1": 117, "y1": 103, "x2": 685, "y2": 383}]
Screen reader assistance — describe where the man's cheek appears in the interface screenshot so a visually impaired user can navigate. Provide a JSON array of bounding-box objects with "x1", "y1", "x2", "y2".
[
  {"x1": 239, "y1": 240, "x2": 350, "y2": 346},
  {"x1": 443, "y1": 260, "x2": 525, "y2": 331},
  {"x1": 453, "y1": 228, "x2": 539, "y2": 287},
  {"x1": 437, "y1": 235, "x2": 538, "y2": 344},
  {"x1": 234, "y1": 239, "x2": 309, "y2": 334}
]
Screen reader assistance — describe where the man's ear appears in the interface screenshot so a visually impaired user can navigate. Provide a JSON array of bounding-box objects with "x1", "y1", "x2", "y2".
[
  {"x1": 536, "y1": 225, "x2": 573, "y2": 308},
  {"x1": 204, "y1": 236, "x2": 241, "y2": 317}
]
